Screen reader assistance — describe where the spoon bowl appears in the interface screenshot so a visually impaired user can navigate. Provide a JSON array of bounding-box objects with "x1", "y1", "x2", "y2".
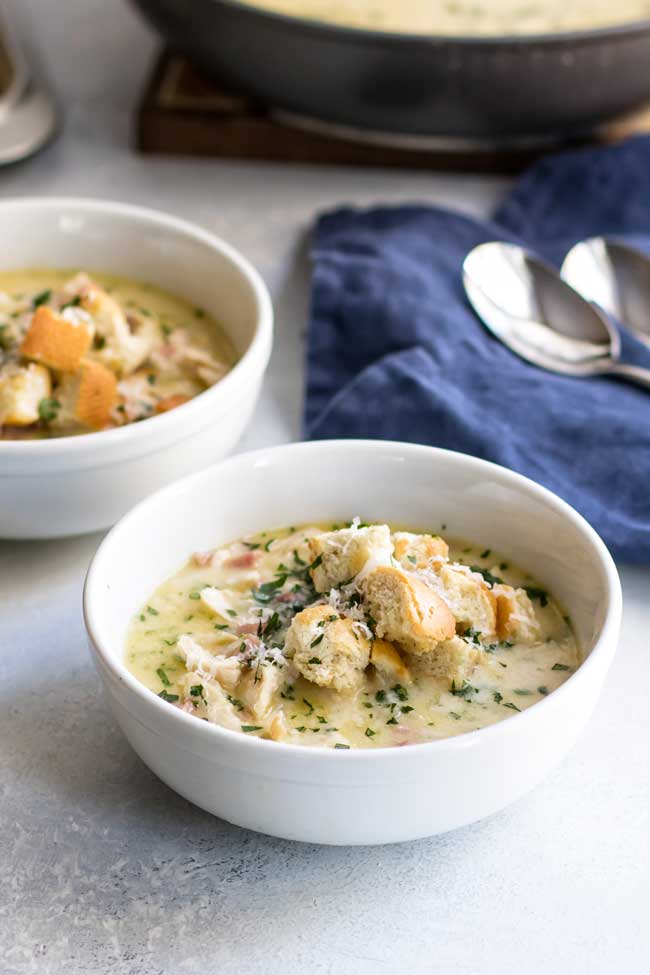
[
  {"x1": 561, "y1": 237, "x2": 650, "y2": 347},
  {"x1": 463, "y1": 241, "x2": 650, "y2": 390}
]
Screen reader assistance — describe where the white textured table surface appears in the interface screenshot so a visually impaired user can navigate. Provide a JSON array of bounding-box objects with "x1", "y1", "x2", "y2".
[{"x1": 1, "y1": 3, "x2": 649, "y2": 973}]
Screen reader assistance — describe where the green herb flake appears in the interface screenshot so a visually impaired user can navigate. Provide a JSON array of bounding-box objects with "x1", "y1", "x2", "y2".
[
  {"x1": 146, "y1": 605, "x2": 159, "y2": 616},
  {"x1": 392, "y1": 684, "x2": 408, "y2": 701},
  {"x1": 188, "y1": 591, "x2": 201, "y2": 600},
  {"x1": 310, "y1": 633, "x2": 324, "y2": 649},
  {"x1": 242, "y1": 725, "x2": 263, "y2": 733},
  {"x1": 503, "y1": 701, "x2": 521, "y2": 712},
  {"x1": 525, "y1": 586, "x2": 549, "y2": 607},
  {"x1": 538, "y1": 685, "x2": 549, "y2": 695},
  {"x1": 308, "y1": 657, "x2": 322, "y2": 665},
  {"x1": 156, "y1": 667, "x2": 171, "y2": 687},
  {"x1": 334, "y1": 743, "x2": 350, "y2": 749},
  {"x1": 32, "y1": 288, "x2": 52, "y2": 309},
  {"x1": 514, "y1": 688, "x2": 533, "y2": 696},
  {"x1": 158, "y1": 690, "x2": 179, "y2": 703},
  {"x1": 493, "y1": 691, "x2": 503, "y2": 704},
  {"x1": 37, "y1": 397, "x2": 61, "y2": 423},
  {"x1": 480, "y1": 548, "x2": 492, "y2": 559},
  {"x1": 190, "y1": 684, "x2": 204, "y2": 697},
  {"x1": 365, "y1": 727, "x2": 376, "y2": 738},
  {"x1": 551, "y1": 662, "x2": 571, "y2": 671},
  {"x1": 303, "y1": 698, "x2": 315, "y2": 714}
]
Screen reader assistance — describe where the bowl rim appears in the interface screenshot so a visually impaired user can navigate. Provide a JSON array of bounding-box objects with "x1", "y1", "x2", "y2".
[
  {"x1": 207, "y1": 0, "x2": 650, "y2": 47},
  {"x1": 0, "y1": 196, "x2": 273, "y2": 457},
  {"x1": 83, "y1": 439, "x2": 622, "y2": 764}
]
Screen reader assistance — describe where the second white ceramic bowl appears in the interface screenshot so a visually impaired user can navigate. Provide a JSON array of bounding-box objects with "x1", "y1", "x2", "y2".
[
  {"x1": 84, "y1": 441, "x2": 622, "y2": 845},
  {"x1": 0, "y1": 197, "x2": 273, "y2": 538}
]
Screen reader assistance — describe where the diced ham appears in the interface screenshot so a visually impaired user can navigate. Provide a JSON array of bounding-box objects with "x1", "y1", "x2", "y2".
[
  {"x1": 224, "y1": 550, "x2": 259, "y2": 570},
  {"x1": 236, "y1": 621, "x2": 260, "y2": 635}
]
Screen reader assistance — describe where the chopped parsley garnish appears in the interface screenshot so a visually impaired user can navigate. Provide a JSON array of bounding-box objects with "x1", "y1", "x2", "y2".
[
  {"x1": 308, "y1": 657, "x2": 322, "y2": 665},
  {"x1": 188, "y1": 591, "x2": 201, "y2": 600},
  {"x1": 263, "y1": 538, "x2": 275, "y2": 551},
  {"x1": 538, "y1": 685, "x2": 549, "y2": 695},
  {"x1": 493, "y1": 691, "x2": 503, "y2": 704},
  {"x1": 392, "y1": 684, "x2": 408, "y2": 701},
  {"x1": 499, "y1": 562, "x2": 509, "y2": 571},
  {"x1": 449, "y1": 711, "x2": 461, "y2": 720},
  {"x1": 146, "y1": 605, "x2": 159, "y2": 615},
  {"x1": 146, "y1": 373, "x2": 156, "y2": 385},
  {"x1": 502, "y1": 701, "x2": 521, "y2": 712},
  {"x1": 163, "y1": 638, "x2": 176, "y2": 646},
  {"x1": 451, "y1": 680, "x2": 475, "y2": 698},
  {"x1": 214, "y1": 623, "x2": 229, "y2": 630},
  {"x1": 227, "y1": 695, "x2": 244, "y2": 710},
  {"x1": 514, "y1": 688, "x2": 533, "y2": 696},
  {"x1": 158, "y1": 690, "x2": 179, "y2": 703},
  {"x1": 37, "y1": 397, "x2": 60, "y2": 423},
  {"x1": 375, "y1": 690, "x2": 386, "y2": 703},
  {"x1": 259, "y1": 611, "x2": 281, "y2": 638},
  {"x1": 525, "y1": 586, "x2": 549, "y2": 607},
  {"x1": 93, "y1": 334, "x2": 106, "y2": 350},
  {"x1": 242, "y1": 725, "x2": 263, "y2": 733},
  {"x1": 480, "y1": 548, "x2": 492, "y2": 559},
  {"x1": 386, "y1": 717, "x2": 398, "y2": 725},
  {"x1": 156, "y1": 667, "x2": 171, "y2": 686},
  {"x1": 61, "y1": 294, "x2": 82, "y2": 310},
  {"x1": 334, "y1": 743, "x2": 350, "y2": 749},
  {"x1": 303, "y1": 698, "x2": 315, "y2": 713},
  {"x1": 226, "y1": 609, "x2": 237, "y2": 617},
  {"x1": 365, "y1": 727, "x2": 376, "y2": 738},
  {"x1": 464, "y1": 628, "x2": 482, "y2": 646},
  {"x1": 32, "y1": 288, "x2": 52, "y2": 308},
  {"x1": 470, "y1": 565, "x2": 503, "y2": 587},
  {"x1": 551, "y1": 662, "x2": 571, "y2": 671},
  {"x1": 190, "y1": 684, "x2": 204, "y2": 697},
  {"x1": 310, "y1": 633, "x2": 324, "y2": 648}
]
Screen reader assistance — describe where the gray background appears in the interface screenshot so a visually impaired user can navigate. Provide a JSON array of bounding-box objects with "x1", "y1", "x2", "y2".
[{"x1": 1, "y1": 2, "x2": 648, "y2": 973}]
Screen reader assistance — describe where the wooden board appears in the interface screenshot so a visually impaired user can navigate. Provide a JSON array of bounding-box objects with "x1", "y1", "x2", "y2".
[{"x1": 137, "y1": 51, "x2": 650, "y2": 174}]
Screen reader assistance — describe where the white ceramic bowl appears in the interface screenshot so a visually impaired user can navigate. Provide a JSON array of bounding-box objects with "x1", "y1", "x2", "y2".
[
  {"x1": 0, "y1": 197, "x2": 273, "y2": 538},
  {"x1": 84, "y1": 440, "x2": 622, "y2": 845}
]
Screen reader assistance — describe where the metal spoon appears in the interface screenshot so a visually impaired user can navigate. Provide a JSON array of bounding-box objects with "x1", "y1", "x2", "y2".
[
  {"x1": 462, "y1": 241, "x2": 650, "y2": 390},
  {"x1": 561, "y1": 237, "x2": 650, "y2": 348}
]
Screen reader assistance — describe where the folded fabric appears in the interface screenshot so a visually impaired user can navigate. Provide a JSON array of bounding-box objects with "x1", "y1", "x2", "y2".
[{"x1": 305, "y1": 135, "x2": 650, "y2": 563}]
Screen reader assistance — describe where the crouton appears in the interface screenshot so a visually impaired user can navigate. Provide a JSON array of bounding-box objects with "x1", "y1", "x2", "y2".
[
  {"x1": 155, "y1": 393, "x2": 191, "y2": 414},
  {"x1": 393, "y1": 532, "x2": 449, "y2": 569},
  {"x1": 364, "y1": 566, "x2": 456, "y2": 655},
  {"x1": 308, "y1": 524, "x2": 393, "y2": 592},
  {"x1": 370, "y1": 639, "x2": 412, "y2": 683},
  {"x1": 66, "y1": 273, "x2": 156, "y2": 375},
  {"x1": 436, "y1": 564, "x2": 497, "y2": 639},
  {"x1": 284, "y1": 604, "x2": 370, "y2": 691},
  {"x1": 0, "y1": 363, "x2": 51, "y2": 426},
  {"x1": 177, "y1": 635, "x2": 241, "y2": 690},
  {"x1": 53, "y1": 358, "x2": 117, "y2": 430},
  {"x1": 494, "y1": 585, "x2": 542, "y2": 644},
  {"x1": 407, "y1": 635, "x2": 483, "y2": 686},
  {"x1": 20, "y1": 305, "x2": 93, "y2": 373}
]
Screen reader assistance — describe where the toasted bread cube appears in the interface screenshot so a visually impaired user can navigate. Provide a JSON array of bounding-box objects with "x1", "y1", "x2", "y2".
[
  {"x1": 21, "y1": 306, "x2": 93, "y2": 372},
  {"x1": 155, "y1": 393, "x2": 191, "y2": 414},
  {"x1": 65, "y1": 273, "x2": 156, "y2": 376},
  {"x1": 494, "y1": 585, "x2": 542, "y2": 644},
  {"x1": 393, "y1": 532, "x2": 449, "y2": 569},
  {"x1": 284, "y1": 604, "x2": 370, "y2": 691},
  {"x1": 407, "y1": 635, "x2": 483, "y2": 686},
  {"x1": 370, "y1": 639, "x2": 412, "y2": 683},
  {"x1": 53, "y1": 358, "x2": 117, "y2": 430},
  {"x1": 436, "y1": 564, "x2": 497, "y2": 639},
  {"x1": 308, "y1": 524, "x2": 393, "y2": 593},
  {"x1": 0, "y1": 363, "x2": 51, "y2": 426},
  {"x1": 364, "y1": 565, "x2": 456, "y2": 655}
]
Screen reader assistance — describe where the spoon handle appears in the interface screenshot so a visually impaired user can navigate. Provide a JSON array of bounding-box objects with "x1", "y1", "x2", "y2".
[{"x1": 610, "y1": 362, "x2": 650, "y2": 390}]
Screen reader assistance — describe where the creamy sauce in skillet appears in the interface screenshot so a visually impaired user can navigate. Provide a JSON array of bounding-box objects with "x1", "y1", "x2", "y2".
[{"x1": 241, "y1": 0, "x2": 650, "y2": 35}]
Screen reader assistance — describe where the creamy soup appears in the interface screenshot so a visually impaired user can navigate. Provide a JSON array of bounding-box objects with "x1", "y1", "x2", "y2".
[
  {"x1": 125, "y1": 520, "x2": 579, "y2": 749},
  {"x1": 242, "y1": 0, "x2": 650, "y2": 34},
  {"x1": 0, "y1": 270, "x2": 233, "y2": 439}
]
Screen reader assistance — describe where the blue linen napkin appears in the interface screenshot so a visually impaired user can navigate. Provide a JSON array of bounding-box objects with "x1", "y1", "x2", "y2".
[{"x1": 305, "y1": 135, "x2": 650, "y2": 563}]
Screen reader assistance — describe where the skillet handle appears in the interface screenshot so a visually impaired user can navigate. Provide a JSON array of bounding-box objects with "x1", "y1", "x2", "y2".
[{"x1": 610, "y1": 362, "x2": 650, "y2": 391}]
